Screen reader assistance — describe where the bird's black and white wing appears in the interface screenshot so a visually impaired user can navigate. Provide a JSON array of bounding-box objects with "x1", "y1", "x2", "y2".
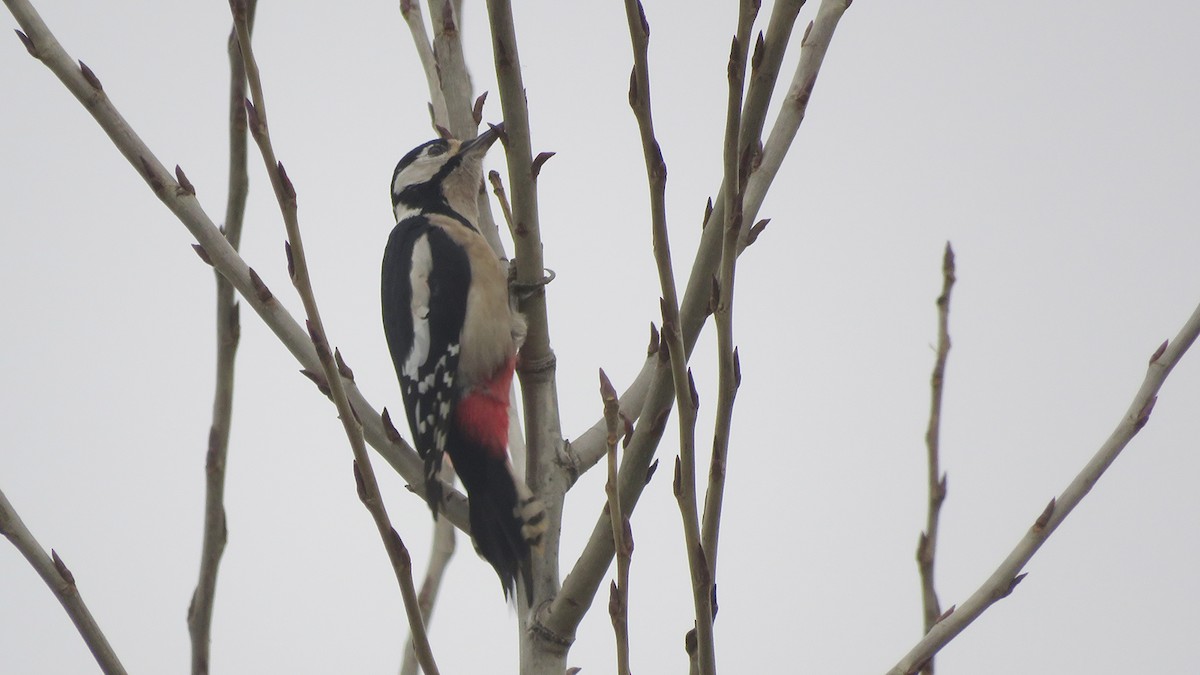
[{"x1": 381, "y1": 215, "x2": 471, "y2": 514}]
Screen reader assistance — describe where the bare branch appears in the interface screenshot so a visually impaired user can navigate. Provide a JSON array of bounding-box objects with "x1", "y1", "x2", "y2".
[
  {"x1": 916, "y1": 243, "x2": 955, "y2": 675},
  {"x1": 186, "y1": 8, "x2": 255, "y2": 674},
  {"x1": 383, "y1": 514, "x2": 442, "y2": 675},
  {"x1": 229, "y1": 6, "x2": 439, "y2": 672},
  {"x1": 428, "y1": 0, "x2": 475, "y2": 138},
  {"x1": 0, "y1": 487, "x2": 127, "y2": 675},
  {"x1": 485, "y1": 0, "x2": 569, "y2": 621},
  {"x1": 699, "y1": 0, "x2": 758, "y2": 602},
  {"x1": 741, "y1": 0, "x2": 850, "y2": 247},
  {"x1": 400, "y1": 463, "x2": 458, "y2": 675},
  {"x1": 612, "y1": 3, "x2": 718, "y2": 670},
  {"x1": 569, "y1": 0, "x2": 812, "y2": 474},
  {"x1": 887, "y1": 298, "x2": 1200, "y2": 674},
  {"x1": 399, "y1": 0, "x2": 450, "y2": 130},
  {"x1": 3, "y1": 0, "x2": 471, "y2": 533},
  {"x1": 734, "y1": 0, "x2": 806, "y2": 249},
  {"x1": 545, "y1": 357, "x2": 673, "y2": 641},
  {"x1": 601, "y1": 369, "x2": 632, "y2": 675},
  {"x1": 487, "y1": 170, "x2": 516, "y2": 244},
  {"x1": 546, "y1": 0, "x2": 853, "y2": 645},
  {"x1": 563, "y1": 355, "x2": 656, "y2": 481}
]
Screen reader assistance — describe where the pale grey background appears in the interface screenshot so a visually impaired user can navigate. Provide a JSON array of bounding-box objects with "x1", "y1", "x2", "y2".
[{"x1": 1, "y1": 1, "x2": 1198, "y2": 673}]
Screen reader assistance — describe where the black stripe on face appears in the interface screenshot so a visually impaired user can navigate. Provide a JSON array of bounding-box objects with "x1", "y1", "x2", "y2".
[{"x1": 391, "y1": 139, "x2": 453, "y2": 207}]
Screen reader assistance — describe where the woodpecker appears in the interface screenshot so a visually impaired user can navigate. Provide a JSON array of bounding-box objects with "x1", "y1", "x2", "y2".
[{"x1": 381, "y1": 126, "x2": 545, "y2": 603}]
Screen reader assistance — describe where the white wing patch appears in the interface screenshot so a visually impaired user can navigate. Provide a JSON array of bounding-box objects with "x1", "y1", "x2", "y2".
[
  {"x1": 395, "y1": 230, "x2": 462, "y2": 513},
  {"x1": 402, "y1": 234, "x2": 433, "y2": 380}
]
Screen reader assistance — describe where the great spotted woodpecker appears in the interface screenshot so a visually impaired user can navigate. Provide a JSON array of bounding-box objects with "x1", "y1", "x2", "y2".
[{"x1": 381, "y1": 125, "x2": 545, "y2": 603}]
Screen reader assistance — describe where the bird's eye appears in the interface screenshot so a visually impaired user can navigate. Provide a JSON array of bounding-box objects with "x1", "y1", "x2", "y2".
[{"x1": 427, "y1": 144, "x2": 447, "y2": 157}]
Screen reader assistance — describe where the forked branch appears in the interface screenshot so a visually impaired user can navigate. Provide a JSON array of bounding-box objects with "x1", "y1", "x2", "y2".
[
  {"x1": 4, "y1": 0, "x2": 473, "y2": 533},
  {"x1": 887, "y1": 299, "x2": 1200, "y2": 674},
  {"x1": 569, "y1": 0, "x2": 846, "y2": 474},
  {"x1": 544, "y1": 0, "x2": 853, "y2": 647}
]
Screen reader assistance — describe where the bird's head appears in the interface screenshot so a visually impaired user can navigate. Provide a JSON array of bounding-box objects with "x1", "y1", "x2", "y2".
[{"x1": 390, "y1": 124, "x2": 503, "y2": 225}]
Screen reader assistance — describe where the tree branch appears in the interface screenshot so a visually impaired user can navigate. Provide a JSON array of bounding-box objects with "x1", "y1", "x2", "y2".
[
  {"x1": 543, "y1": 0, "x2": 852, "y2": 646},
  {"x1": 485, "y1": 0, "x2": 570, "y2": 631},
  {"x1": 0, "y1": 486, "x2": 127, "y2": 675},
  {"x1": 916, "y1": 243, "x2": 955, "y2": 675},
  {"x1": 399, "y1": 0, "x2": 450, "y2": 130},
  {"x1": 740, "y1": 0, "x2": 848, "y2": 248},
  {"x1": 569, "y1": 0, "x2": 814, "y2": 474},
  {"x1": 186, "y1": 7, "x2": 255, "y2": 674},
  {"x1": 428, "y1": 0, "x2": 475, "y2": 138},
  {"x1": 2, "y1": 0, "x2": 472, "y2": 533},
  {"x1": 611, "y1": 4, "x2": 716, "y2": 670},
  {"x1": 399, "y1": 462, "x2": 457, "y2": 675},
  {"x1": 228, "y1": 4, "x2": 439, "y2": 672},
  {"x1": 596, "y1": 370, "x2": 633, "y2": 675},
  {"x1": 887, "y1": 299, "x2": 1200, "y2": 675},
  {"x1": 699, "y1": 0, "x2": 757, "y2": 602}
]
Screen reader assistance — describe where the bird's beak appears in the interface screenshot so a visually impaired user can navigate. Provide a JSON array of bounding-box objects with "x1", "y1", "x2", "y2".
[{"x1": 459, "y1": 123, "x2": 504, "y2": 157}]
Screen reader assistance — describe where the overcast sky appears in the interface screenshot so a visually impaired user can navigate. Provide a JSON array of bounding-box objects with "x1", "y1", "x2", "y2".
[{"x1": 2, "y1": 1, "x2": 1198, "y2": 673}]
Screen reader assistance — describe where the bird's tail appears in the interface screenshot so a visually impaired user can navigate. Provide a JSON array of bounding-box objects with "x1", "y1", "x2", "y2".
[{"x1": 460, "y1": 454, "x2": 546, "y2": 604}]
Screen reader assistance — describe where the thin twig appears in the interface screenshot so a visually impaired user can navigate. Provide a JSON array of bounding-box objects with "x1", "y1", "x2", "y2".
[
  {"x1": 399, "y1": 0, "x2": 449, "y2": 130},
  {"x1": 601, "y1": 370, "x2": 632, "y2": 675},
  {"x1": 187, "y1": 6, "x2": 255, "y2": 674},
  {"x1": 0, "y1": 487, "x2": 127, "y2": 675},
  {"x1": 615, "y1": 2, "x2": 714, "y2": 672},
  {"x1": 543, "y1": 0, "x2": 852, "y2": 645},
  {"x1": 738, "y1": 0, "x2": 807, "y2": 176},
  {"x1": 741, "y1": 0, "x2": 849, "y2": 246},
  {"x1": 3, "y1": 0, "x2": 472, "y2": 533},
  {"x1": 487, "y1": 169, "x2": 516, "y2": 241},
  {"x1": 916, "y1": 243, "x2": 955, "y2": 675},
  {"x1": 887, "y1": 299, "x2": 1200, "y2": 674},
  {"x1": 542, "y1": 350, "x2": 674, "y2": 646},
  {"x1": 699, "y1": 0, "x2": 757, "y2": 605},
  {"x1": 228, "y1": 4, "x2": 439, "y2": 673},
  {"x1": 569, "y1": 0, "x2": 816, "y2": 475},
  {"x1": 554, "y1": 0, "x2": 807, "y2": 480},
  {"x1": 399, "y1": 462, "x2": 457, "y2": 675}
]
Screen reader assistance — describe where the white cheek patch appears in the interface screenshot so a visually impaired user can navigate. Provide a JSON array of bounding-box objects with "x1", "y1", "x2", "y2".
[
  {"x1": 392, "y1": 153, "x2": 447, "y2": 220},
  {"x1": 402, "y1": 234, "x2": 433, "y2": 380},
  {"x1": 393, "y1": 157, "x2": 441, "y2": 195}
]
